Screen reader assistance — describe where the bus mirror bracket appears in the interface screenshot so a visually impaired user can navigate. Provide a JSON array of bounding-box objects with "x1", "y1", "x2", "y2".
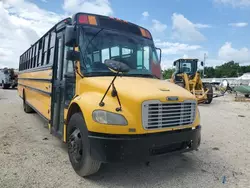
[
  {"x1": 65, "y1": 26, "x2": 77, "y2": 47},
  {"x1": 155, "y1": 47, "x2": 162, "y2": 63},
  {"x1": 66, "y1": 50, "x2": 80, "y2": 62}
]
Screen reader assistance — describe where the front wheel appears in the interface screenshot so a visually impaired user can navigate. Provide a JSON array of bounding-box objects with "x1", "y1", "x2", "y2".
[
  {"x1": 67, "y1": 112, "x2": 101, "y2": 177},
  {"x1": 203, "y1": 83, "x2": 213, "y2": 104}
]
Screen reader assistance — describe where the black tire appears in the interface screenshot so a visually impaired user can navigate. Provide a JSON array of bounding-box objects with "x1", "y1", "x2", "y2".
[
  {"x1": 203, "y1": 83, "x2": 213, "y2": 104},
  {"x1": 23, "y1": 91, "x2": 34, "y2": 113},
  {"x1": 67, "y1": 112, "x2": 101, "y2": 177},
  {"x1": 245, "y1": 94, "x2": 249, "y2": 98},
  {"x1": 2, "y1": 81, "x2": 9, "y2": 89}
]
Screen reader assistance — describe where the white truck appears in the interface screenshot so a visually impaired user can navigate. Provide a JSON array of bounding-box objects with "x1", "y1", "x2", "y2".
[{"x1": 0, "y1": 68, "x2": 18, "y2": 89}]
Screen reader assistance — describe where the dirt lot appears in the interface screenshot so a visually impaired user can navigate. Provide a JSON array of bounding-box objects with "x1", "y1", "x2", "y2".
[{"x1": 0, "y1": 89, "x2": 249, "y2": 188}]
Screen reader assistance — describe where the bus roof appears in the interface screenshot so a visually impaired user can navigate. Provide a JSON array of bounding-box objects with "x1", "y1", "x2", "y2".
[
  {"x1": 20, "y1": 12, "x2": 153, "y2": 57},
  {"x1": 71, "y1": 12, "x2": 152, "y2": 39}
]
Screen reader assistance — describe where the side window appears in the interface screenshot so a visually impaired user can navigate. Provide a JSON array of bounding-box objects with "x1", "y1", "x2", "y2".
[
  {"x1": 152, "y1": 50, "x2": 159, "y2": 64},
  {"x1": 29, "y1": 47, "x2": 33, "y2": 69},
  {"x1": 32, "y1": 45, "x2": 36, "y2": 68},
  {"x1": 24, "y1": 53, "x2": 27, "y2": 70},
  {"x1": 43, "y1": 35, "x2": 49, "y2": 65},
  {"x1": 29, "y1": 49, "x2": 32, "y2": 69},
  {"x1": 38, "y1": 39, "x2": 43, "y2": 67},
  {"x1": 48, "y1": 32, "x2": 56, "y2": 65},
  {"x1": 64, "y1": 46, "x2": 74, "y2": 74},
  {"x1": 35, "y1": 42, "x2": 39, "y2": 67},
  {"x1": 137, "y1": 49, "x2": 143, "y2": 69},
  {"x1": 56, "y1": 37, "x2": 63, "y2": 78},
  {"x1": 143, "y1": 46, "x2": 150, "y2": 70}
]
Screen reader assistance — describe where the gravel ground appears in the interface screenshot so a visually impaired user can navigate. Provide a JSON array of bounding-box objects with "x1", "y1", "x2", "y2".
[{"x1": 0, "y1": 89, "x2": 249, "y2": 188}]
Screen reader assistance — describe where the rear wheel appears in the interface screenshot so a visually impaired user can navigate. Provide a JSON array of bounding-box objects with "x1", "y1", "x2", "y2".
[
  {"x1": 2, "y1": 81, "x2": 9, "y2": 89},
  {"x1": 23, "y1": 91, "x2": 34, "y2": 113},
  {"x1": 67, "y1": 112, "x2": 101, "y2": 177},
  {"x1": 203, "y1": 83, "x2": 213, "y2": 104}
]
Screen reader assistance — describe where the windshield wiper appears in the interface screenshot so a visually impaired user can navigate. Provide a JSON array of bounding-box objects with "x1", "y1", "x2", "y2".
[
  {"x1": 124, "y1": 74, "x2": 154, "y2": 78},
  {"x1": 84, "y1": 71, "x2": 116, "y2": 77}
]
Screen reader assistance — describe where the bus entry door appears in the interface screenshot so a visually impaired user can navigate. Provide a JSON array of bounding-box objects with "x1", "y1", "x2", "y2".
[{"x1": 51, "y1": 32, "x2": 65, "y2": 137}]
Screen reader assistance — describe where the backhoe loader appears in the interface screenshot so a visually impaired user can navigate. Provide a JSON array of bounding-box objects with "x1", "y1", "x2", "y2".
[{"x1": 170, "y1": 58, "x2": 213, "y2": 104}]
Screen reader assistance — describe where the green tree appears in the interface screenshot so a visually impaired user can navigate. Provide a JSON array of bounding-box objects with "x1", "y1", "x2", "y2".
[
  {"x1": 214, "y1": 61, "x2": 241, "y2": 77},
  {"x1": 204, "y1": 67, "x2": 215, "y2": 78},
  {"x1": 162, "y1": 68, "x2": 175, "y2": 79}
]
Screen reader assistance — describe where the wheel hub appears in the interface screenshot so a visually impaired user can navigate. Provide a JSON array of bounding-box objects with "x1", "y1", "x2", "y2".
[{"x1": 68, "y1": 128, "x2": 83, "y2": 163}]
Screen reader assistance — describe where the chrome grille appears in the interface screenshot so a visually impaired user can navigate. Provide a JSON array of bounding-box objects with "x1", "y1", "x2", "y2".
[{"x1": 142, "y1": 100, "x2": 196, "y2": 130}]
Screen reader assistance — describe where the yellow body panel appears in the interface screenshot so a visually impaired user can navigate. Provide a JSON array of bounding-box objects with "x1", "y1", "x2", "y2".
[
  {"x1": 69, "y1": 76, "x2": 200, "y2": 135},
  {"x1": 18, "y1": 69, "x2": 52, "y2": 79},
  {"x1": 18, "y1": 80, "x2": 52, "y2": 93},
  {"x1": 18, "y1": 69, "x2": 52, "y2": 120}
]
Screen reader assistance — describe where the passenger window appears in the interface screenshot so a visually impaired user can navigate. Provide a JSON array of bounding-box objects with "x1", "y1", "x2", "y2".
[
  {"x1": 47, "y1": 32, "x2": 56, "y2": 65},
  {"x1": 93, "y1": 51, "x2": 100, "y2": 62},
  {"x1": 64, "y1": 46, "x2": 74, "y2": 73},
  {"x1": 111, "y1": 46, "x2": 119, "y2": 57},
  {"x1": 122, "y1": 48, "x2": 132, "y2": 55},
  {"x1": 43, "y1": 35, "x2": 49, "y2": 65},
  {"x1": 101, "y1": 48, "x2": 109, "y2": 63},
  {"x1": 36, "y1": 43, "x2": 39, "y2": 67}
]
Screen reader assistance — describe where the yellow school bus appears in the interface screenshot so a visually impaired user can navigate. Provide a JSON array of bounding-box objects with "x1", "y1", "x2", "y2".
[{"x1": 18, "y1": 12, "x2": 201, "y2": 177}]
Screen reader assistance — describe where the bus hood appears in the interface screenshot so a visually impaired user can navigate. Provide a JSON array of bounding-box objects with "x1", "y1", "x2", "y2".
[{"x1": 81, "y1": 76, "x2": 196, "y2": 103}]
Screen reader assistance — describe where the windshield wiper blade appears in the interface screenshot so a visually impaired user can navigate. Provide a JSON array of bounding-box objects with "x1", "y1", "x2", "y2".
[
  {"x1": 125, "y1": 74, "x2": 154, "y2": 78},
  {"x1": 84, "y1": 72, "x2": 116, "y2": 77}
]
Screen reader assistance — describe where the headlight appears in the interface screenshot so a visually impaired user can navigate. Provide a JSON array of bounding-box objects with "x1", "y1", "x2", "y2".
[{"x1": 92, "y1": 110, "x2": 128, "y2": 125}]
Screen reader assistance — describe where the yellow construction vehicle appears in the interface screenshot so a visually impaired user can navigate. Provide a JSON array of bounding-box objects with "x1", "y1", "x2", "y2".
[{"x1": 170, "y1": 58, "x2": 213, "y2": 104}]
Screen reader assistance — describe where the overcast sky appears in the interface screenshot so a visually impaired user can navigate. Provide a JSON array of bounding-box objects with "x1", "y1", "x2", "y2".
[{"x1": 1, "y1": 0, "x2": 250, "y2": 69}]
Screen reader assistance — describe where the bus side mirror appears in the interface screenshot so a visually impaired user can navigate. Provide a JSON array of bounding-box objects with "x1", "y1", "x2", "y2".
[
  {"x1": 66, "y1": 50, "x2": 80, "y2": 62},
  {"x1": 173, "y1": 61, "x2": 176, "y2": 66},
  {"x1": 65, "y1": 26, "x2": 77, "y2": 47},
  {"x1": 201, "y1": 61, "x2": 204, "y2": 66}
]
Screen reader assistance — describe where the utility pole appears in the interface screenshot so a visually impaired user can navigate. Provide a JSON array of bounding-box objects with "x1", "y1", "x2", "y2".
[{"x1": 203, "y1": 53, "x2": 206, "y2": 78}]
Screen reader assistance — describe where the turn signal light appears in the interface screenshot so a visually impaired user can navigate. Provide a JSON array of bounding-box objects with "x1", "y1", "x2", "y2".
[
  {"x1": 88, "y1": 15, "x2": 97, "y2": 25},
  {"x1": 140, "y1": 28, "x2": 151, "y2": 39}
]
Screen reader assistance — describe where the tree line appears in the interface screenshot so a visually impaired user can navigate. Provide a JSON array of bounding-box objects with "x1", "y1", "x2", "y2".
[{"x1": 162, "y1": 61, "x2": 250, "y2": 79}]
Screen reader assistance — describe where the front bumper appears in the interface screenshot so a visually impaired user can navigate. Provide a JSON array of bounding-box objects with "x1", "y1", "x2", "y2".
[{"x1": 88, "y1": 125, "x2": 201, "y2": 163}]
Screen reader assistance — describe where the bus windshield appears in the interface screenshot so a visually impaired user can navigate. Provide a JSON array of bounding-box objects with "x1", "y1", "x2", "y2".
[{"x1": 79, "y1": 27, "x2": 160, "y2": 77}]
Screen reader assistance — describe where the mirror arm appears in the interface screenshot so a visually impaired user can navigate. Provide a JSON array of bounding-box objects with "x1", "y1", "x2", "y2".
[
  {"x1": 155, "y1": 47, "x2": 162, "y2": 63},
  {"x1": 74, "y1": 62, "x2": 83, "y2": 78}
]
